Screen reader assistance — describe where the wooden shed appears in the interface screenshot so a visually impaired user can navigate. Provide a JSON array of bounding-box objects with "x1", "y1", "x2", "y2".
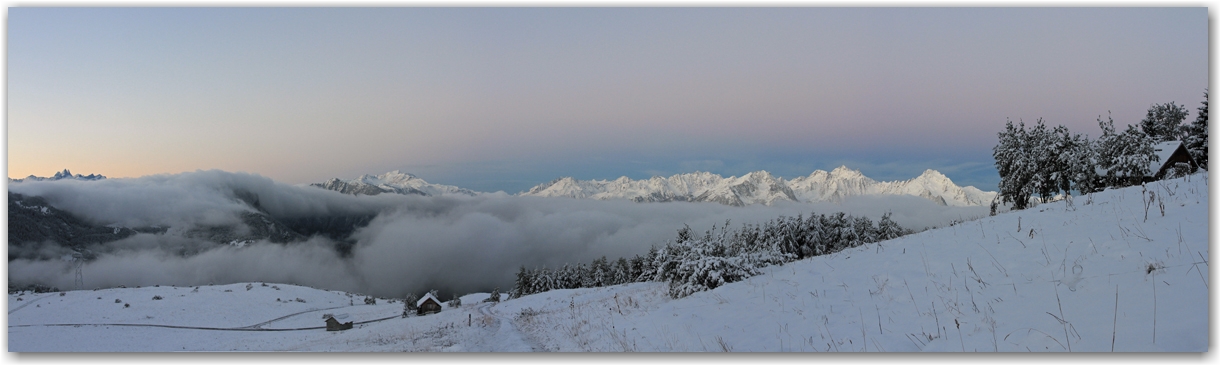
[
  {"x1": 1094, "y1": 140, "x2": 1200, "y2": 187},
  {"x1": 324, "y1": 314, "x2": 353, "y2": 331},
  {"x1": 416, "y1": 292, "x2": 442, "y2": 316},
  {"x1": 1148, "y1": 141, "x2": 1198, "y2": 181}
]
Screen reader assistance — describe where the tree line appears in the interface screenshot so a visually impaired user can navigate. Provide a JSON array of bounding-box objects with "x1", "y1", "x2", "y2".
[
  {"x1": 993, "y1": 91, "x2": 1208, "y2": 210},
  {"x1": 511, "y1": 212, "x2": 909, "y2": 299}
]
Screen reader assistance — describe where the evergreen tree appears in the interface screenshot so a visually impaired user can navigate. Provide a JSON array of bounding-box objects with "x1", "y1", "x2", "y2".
[
  {"x1": 1096, "y1": 114, "x2": 1157, "y2": 187},
  {"x1": 834, "y1": 212, "x2": 857, "y2": 249},
  {"x1": 563, "y1": 263, "x2": 582, "y2": 289},
  {"x1": 518, "y1": 212, "x2": 910, "y2": 299},
  {"x1": 994, "y1": 119, "x2": 1037, "y2": 209},
  {"x1": 1048, "y1": 125, "x2": 1073, "y2": 195},
  {"x1": 675, "y1": 225, "x2": 693, "y2": 244},
  {"x1": 877, "y1": 212, "x2": 904, "y2": 240},
  {"x1": 512, "y1": 266, "x2": 532, "y2": 298},
  {"x1": 1062, "y1": 130, "x2": 1100, "y2": 195},
  {"x1": 1186, "y1": 89, "x2": 1209, "y2": 169},
  {"x1": 578, "y1": 262, "x2": 595, "y2": 288},
  {"x1": 663, "y1": 222, "x2": 759, "y2": 298},
  {"x1": 535, "y1": 267, "x2": 556, "y2": 293},
  {"x1": 852, "y1": 216, "x2": 877, "y2": 245},
  {"x1": 639, "y1": 246, "x2": 659, "y2": 282},
  {"x1": 804, "y1": 214, "x2": 826, "y2": 256},
  {"x1": 554, "y1": 264, "x2": 571, "y2": 289},
  {"x1": 404, "y1": 293, "x2": 419, "y2": 311},
  {"x1": 1139, "y1": 102, "x2": 1190, "y2": 143},
  {"x1": 613, "y1": 257, "x2": 630, "y2": 285},
  {"x1": 1028, "y1": 120, "x2": 1059, "y2": 202},
  {"x1": 628, "y1": 254, "x2": 646, "y2": 282},
  {"x1": 591, "y1": 256, "x2": 611, "y2": 287}
]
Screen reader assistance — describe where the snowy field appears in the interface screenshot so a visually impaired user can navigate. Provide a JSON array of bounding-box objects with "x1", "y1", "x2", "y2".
[{"x1": 7, "y1": 173, "x2": 1209, "y2": 352}]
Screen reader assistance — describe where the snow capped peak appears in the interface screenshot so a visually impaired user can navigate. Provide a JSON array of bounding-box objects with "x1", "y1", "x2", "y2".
[
  {"x1": 356, "y1": 170, "x2": 419, "y2": 185},
  {"x1": 829, "y1": 165, "x2": 857, "y2": 175},
  {"x1": 917, "y1": 169, "x2": 947, "y2": 179},
  {"x1": 742, "y1": 170, "x2": 778, "y2": 182},
  {"x1": 379, "y1": 170, "x2": 417, "y2": 181},
  {"x1": 313, "y1": 166, "x2": 994, "y2": 207},
  {"x1": 906, "y1": 169, "x2": 954, "y2": 187},
  {"x1": 521, "y1": 167, "x2": 996, "y2": 207},
  {"x1": 11, "y1": 169, "x2": 107, "y2": 183},
  {"x1": 312, "y1": 171, "x2": 477, "y2": 197}
]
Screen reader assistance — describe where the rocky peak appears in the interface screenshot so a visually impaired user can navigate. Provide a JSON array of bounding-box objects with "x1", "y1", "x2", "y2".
[{"x1": 829, "y1": 166, "x2": 867, "y2": 180}]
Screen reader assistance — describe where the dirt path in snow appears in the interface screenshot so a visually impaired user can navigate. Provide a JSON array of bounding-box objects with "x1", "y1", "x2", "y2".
[
  {"x1": 9, "y1": 306, "x2": 399, "y2": 332},
  {"x1": 238, "y1": 305, "x2": 348, "y2": 329},
  {"x1": 470, "y1": 302, "x2": 545, "y2": 352},
  {"x1": 8, "y1": 294, "x2": 53, "y2": 314}
]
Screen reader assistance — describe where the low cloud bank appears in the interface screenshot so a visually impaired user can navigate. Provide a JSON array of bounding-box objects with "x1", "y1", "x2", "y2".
[{"x1": 8, "y1": 170, "x2": 986, "y2": 298}]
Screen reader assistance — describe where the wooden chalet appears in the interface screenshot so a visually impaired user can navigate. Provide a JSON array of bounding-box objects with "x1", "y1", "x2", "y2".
[
  {"x1": 324, "y1": 314, "x2": 353, "y2": 331},
  {"x1": 1095, "y1": 140, "x2": 1199, "y2": 187},
  {"x1": 416, "y1": 292, "x2": 442, "y2": 316},
  {"x1": 1148, "y1": 141, "x2": 1199, "y2": 180}
]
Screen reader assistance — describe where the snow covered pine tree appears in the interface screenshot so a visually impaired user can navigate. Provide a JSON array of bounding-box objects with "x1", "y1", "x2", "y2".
[{"x1": 1185, "y1": 90, "x2": 1208, "y2": 169}]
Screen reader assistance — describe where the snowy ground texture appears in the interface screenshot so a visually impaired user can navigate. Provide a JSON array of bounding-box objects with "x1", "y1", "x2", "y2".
[{"x1": 7, "y1": 173, "x2": 1209, "y2": 352}]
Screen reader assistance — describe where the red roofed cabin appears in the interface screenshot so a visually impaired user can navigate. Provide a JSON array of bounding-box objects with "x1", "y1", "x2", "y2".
[{"x1": 416, "y1": 292, "x2": 442, "y2": 316}]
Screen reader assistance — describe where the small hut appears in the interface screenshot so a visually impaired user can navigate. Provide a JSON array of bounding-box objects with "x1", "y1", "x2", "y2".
[
  {"x1": 1148, "y1": 141, "x2": 1198, "y2": 181},
  {"x1": 416, "y1": 292, "x2": 442, "y2": 316},
  {"x1": 324, "y1": 314, "x2": 353, "y2": 331},
  {"x1": 1094, "y1": 140, "x2": 1200, "y2": 187}
]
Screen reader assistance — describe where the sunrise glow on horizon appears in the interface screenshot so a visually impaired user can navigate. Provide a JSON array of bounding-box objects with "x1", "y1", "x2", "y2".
[{"x1": 7, "y1": 7, "x2": 1207, "y2": 193}]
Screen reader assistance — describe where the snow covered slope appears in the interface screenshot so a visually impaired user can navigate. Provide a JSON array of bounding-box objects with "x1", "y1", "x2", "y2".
[
  {"x1": 310, "y1": 170, "x2": 477, "y2": 197},
  {"x1": 9, "y1": 173, "x2": 1207, "y2": 352},
  {"x1": 527, "y1": 166, "x2": 997, "y2": 207},
  {"x1": 503, "y1": 173, "x2": 1210, "y2": 352}
]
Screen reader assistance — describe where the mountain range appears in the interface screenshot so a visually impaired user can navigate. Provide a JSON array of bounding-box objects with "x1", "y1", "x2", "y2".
[
  {"x1": 310, "y1": 170, "x2": 478, "y2": 197},
  {"x1": 9, "y1": 169, "x2": 106, "y2": 183},
  {"x1": 315, "y1": 167, "x2": 997, "y2": 207}
]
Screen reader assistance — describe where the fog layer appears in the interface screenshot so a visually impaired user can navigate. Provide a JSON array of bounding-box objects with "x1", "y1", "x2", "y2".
[{"x1": 8, "y1": 170, "x2": 986, "y2": 298}]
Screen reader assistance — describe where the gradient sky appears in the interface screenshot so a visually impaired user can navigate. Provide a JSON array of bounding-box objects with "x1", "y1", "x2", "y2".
[{"x1": 7, "y1": 7, "x2": 1208, "y2": 193}]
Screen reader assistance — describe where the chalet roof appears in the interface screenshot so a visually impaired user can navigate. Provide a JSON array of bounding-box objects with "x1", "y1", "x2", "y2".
[
  {"x1": 323, "y1": 313, "x2": 348, "y2": 321},
  {"x1": 1095, "y1": 140, "x2": 1189, "y2": 177},
  {"x1": 416, "y1": 292, "x2": 440, "y2": 307},
  {"x1": 1150, "y1": 141, "x2": 1184, "y2": 172}
]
